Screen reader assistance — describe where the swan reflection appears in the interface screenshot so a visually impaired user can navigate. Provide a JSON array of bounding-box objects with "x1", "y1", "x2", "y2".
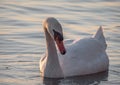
[{"x1": 42, "y1": 71, "x2": 108, "y2": 85}]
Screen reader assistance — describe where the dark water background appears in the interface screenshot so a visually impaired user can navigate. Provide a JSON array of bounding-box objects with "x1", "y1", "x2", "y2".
[{"x1": 0, "y1": 0, "x2": 120, "y2": 85}]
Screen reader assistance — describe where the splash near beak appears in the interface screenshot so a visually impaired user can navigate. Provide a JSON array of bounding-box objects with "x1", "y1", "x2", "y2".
[{"x1": 56, "y1": 40, "x2": 66, "y2": 55}]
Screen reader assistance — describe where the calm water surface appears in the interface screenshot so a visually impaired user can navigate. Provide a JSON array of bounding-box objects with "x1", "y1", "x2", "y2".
[{"x1": 0, "y1": 0, "x2": 120, "y2": 85}]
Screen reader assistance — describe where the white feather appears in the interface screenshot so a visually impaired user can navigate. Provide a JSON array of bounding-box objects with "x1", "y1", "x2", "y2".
[{"x1": 40, "y1": 17, "x2": 109, "y2": 78}]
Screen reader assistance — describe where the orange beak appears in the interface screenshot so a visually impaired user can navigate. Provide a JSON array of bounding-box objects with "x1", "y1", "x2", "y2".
[{"x1": 56, "y1": 39, "x2": 66, "y2": 55}]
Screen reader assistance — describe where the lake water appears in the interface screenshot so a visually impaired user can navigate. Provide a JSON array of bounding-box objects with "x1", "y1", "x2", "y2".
[{"x1": 0, "y1": 0, "x2": 120, "y2": 85}]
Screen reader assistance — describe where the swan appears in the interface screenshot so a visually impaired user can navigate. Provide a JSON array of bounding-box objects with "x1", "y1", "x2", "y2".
[{"x1": 40, "y1": 17, "x2": 109, "y2": 78}]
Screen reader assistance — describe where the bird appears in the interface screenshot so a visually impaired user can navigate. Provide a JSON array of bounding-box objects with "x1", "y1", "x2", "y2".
[{"x1": 40, "y1": 17, "x2": 109, "y2": 78}]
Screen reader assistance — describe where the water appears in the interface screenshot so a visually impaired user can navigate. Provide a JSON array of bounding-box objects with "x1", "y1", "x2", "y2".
[{"x1": 0, "y1": 0, "x2": 120, "y2": 85}]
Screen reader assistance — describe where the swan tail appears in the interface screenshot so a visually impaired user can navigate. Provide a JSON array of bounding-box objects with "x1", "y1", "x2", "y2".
[{"x1": 93, "y1": 26, "x2": 107, "y2": 50}]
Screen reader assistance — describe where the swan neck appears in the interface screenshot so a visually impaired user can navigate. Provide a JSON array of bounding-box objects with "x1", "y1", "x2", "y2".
[
  {"x1": 44, "y1": 29, "x2": 57, "y2": 57},
  {"x1": 44, "y1": 28, "x2": 64, "y2": 78}
]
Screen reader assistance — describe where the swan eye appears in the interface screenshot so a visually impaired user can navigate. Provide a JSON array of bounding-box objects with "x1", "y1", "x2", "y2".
[{"x1": 53, "y1": 29, "x2": 63, "y2": 41}]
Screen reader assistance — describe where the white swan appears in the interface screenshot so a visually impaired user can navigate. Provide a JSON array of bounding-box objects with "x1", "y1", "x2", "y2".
[{"x1": 40, "y1": 17, "x2": 109, "y2": 78}]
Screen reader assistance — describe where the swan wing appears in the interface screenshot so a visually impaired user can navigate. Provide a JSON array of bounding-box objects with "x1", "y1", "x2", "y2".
[
  {"x1": 93, "y1": 26, "x2": 107, "y2": 50},
  {"x1": 59, "y1": 27, "x2": 109, "y2": 77}
]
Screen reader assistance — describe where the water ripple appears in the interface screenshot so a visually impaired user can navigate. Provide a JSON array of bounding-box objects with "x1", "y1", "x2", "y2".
[{"x1": 0, "y1": 0, "x2": 120, "y2": 85}]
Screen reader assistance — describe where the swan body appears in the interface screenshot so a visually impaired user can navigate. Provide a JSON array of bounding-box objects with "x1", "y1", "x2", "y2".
[{"x1": 40, "y1": 17, "x2": 109, "y2": 78}]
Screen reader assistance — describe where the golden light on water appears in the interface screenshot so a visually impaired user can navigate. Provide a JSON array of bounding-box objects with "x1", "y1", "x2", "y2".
[{"x1": 0, "y1": 0, "x2": 120, "y2": 85}]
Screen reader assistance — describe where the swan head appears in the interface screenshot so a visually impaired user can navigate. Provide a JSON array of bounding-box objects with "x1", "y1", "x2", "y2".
[{"x1": 43, "y1": 17, "x2": 66, "y2": 55}]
